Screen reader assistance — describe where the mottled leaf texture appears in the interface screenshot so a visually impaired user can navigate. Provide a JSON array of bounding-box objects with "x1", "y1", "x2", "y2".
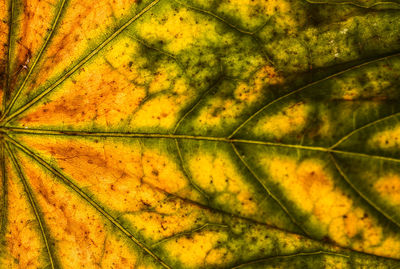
[{"x1": 0, "y1": 0, "x2": 399, "y2": 268}]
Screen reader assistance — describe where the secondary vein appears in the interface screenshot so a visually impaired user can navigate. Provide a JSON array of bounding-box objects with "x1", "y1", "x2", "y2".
[
  {"x1": 5, "y1": 134, "x2": 171, "y2": 269},
  {"x1": 4, "y1": 127, "x2": 400, "y2": 163},
  {"x1": 2, "y1": 0, "x2": 162, "y2": 124},
  {"x1": 1, "y1": 0, "x2": 68, "y2": 119},
  {"x1": 5, "y1": 142, "x2": 57, "y2": 269}
]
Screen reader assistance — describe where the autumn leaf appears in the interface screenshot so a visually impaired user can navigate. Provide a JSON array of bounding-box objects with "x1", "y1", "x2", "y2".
[{"x1": 0, "y1": 0, "x2": 400, "y2": 268}]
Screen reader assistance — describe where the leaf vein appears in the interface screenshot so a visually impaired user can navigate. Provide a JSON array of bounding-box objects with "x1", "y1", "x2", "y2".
[
  {"x1": 3, "y1": 0, "x2": 15, "y2": 115},
  {"x1": 0, "y1": 143, "x2": 7, "y2": 238},
  {"x1": 5, "y1": 127, "x2": 400, "y2": 163},
  {"x1": 330, "y1": 153, "x2": 400, "y2": 229},
  {"x1": 231, "y1": 143, "x2": 310, "y2": 236},
  {"x1": 5, "y1": 134, "x2": 171, "y2": 269},
  {"x1": 5, "y1": 142, "x2": 57, "y2": 269},
  {"x1": 228, "y1": 52, "x2": 400, "y2": 139},
  {"x1": 1, "y1": 0, "x2": 68, "y2": 119},
  {"x1": 330, "y1": 111, "x2": 400, "y2": 149},
  {"x1": 231, "y1": 251, "x2": 350, "y2": 269},
  {"x1": 2, "y1": 0, "x2": 162, "y2": 124}
]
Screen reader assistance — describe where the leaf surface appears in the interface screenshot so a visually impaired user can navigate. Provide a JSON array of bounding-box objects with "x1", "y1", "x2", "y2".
[{"x1": 0, "y1": 0, "x2": 400, "y2": 268}]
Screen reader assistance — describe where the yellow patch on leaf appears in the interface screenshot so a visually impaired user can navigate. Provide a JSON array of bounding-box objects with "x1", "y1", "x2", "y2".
[
  {"x1": 19, "y1": 59, "x2": 146, "y2": 128},
  {"x1": 219, "y1": 0, "x2": 290, "y2": 16},
  {"x1": 125, "y1": 199, "x2": 219, "y2": 243},
  {"x1": 164, "y1": 231, "x2": 229, "y2": 268},
  {"x1": 0, "y1": 159, "x2": 45, "y2": 268},
  {"x1": 369, "y1": 125, "x2": 400, "y2": 149},
  {"x1": 16, "y1": 153, "x2": 144, "y2": 268},
  {"x1": 138, "y1": 7, "x2": 218, "y2": 54},
  {"x1": 17, "y1": 135, "x2": 200, "y2": 210},
  {"x1": 254, "y1": 102, "x2": 309, "y2": 139},
  {"x1": 374, "y1": 173, "x2": 400, "y2": 205},
  {"x1": 24, "y1": 0, "x2": 139, "y2": 94},
  {"x1": 130, "y1": 78, "x2": 194, "y2": 130},
  {"x1": 197, "y1": 65, "x2": 282, "y2": 129},
  {"x1": 264, "y1": 155, "x2": 400, "y2": 257},
  {"x1": 188, "y1": 151, "x2": 257, "y2": 215}
]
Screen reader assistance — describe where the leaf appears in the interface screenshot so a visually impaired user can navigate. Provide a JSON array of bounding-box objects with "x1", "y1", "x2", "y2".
[{"x1": 0, "y1": 0, "x2": 400, "y2": 268}]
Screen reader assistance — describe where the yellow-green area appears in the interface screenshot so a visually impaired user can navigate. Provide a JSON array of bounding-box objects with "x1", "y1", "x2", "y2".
[{"x1": 0, "y1": 0, "x2": 399, "y2": 268}]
